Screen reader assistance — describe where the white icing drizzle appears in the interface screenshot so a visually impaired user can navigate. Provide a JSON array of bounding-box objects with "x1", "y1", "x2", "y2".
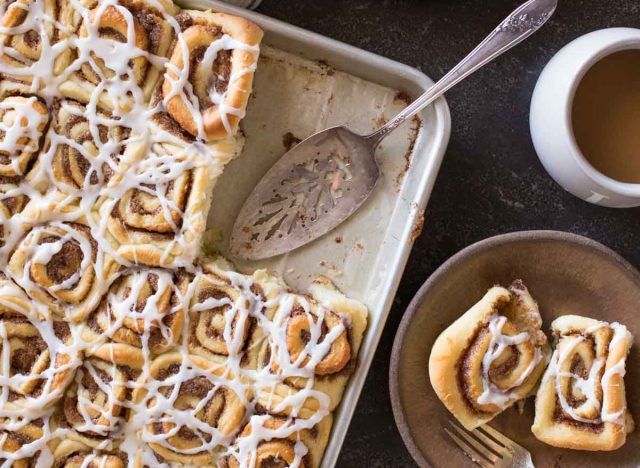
[
  {"x1": 547, "y1": 320, "x2": 631, "y2": 427},
  {"x1": 477, "y1": 314, "x2": 542, "y2": 408},
  {"x1": 0, "y1": 261, "x2": 347, "y2": 466},
  {"x1": 0, "y1": 0, "x2": 351, "y2": 466}
]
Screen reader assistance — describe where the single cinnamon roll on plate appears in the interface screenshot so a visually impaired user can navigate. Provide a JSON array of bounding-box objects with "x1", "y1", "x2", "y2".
[
  {"x1": 429, "y1": 280, "x2": 550, "y2": 430},
  {"x1": 255, "y1": 276, "x2": 368, "y2": 416},
  {"x1": 158, "y1": 9, "x2": 263, "y2": 141},
  {"x1": 532, "y1": 315, "x2": 635, "y2": 451},
  {"x1": 0, "y1": 278, "x2": 79, "y2": 412},
  {"x1": 221, "y1": 414, "x2": 333, "y2": 468},
  {"x1": 8, "y1": 219, "x2": 118, "y2": 322},
  {"x1": 131, "y1": 352, "x2": 251, "y2": 466}
]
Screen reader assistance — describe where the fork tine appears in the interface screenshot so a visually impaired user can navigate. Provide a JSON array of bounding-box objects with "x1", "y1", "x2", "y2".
[
  {"x1": 449, "y1": 421, "x2": 500, "y2": 462},
  {"x1": 472, "y1": 426, "x2": 510, "y2": 456},
  {"x1": 444, "y1": 427, "x2": 494, "y2": 468},
  {"x1": 479, "y1": 424, "x2": 521, "y2": 449}
]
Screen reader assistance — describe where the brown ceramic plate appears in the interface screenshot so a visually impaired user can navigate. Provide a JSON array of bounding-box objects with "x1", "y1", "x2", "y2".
[{"x1": 390, "y1": 231, "x2": 640, "y2": 468}]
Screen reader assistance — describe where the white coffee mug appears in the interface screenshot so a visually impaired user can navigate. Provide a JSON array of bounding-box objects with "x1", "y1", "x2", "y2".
[{"x1": 530, "y1": 27, "x2": 640, "y2": 208}]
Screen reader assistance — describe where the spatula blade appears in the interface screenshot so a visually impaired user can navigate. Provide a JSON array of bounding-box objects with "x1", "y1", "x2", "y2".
[{"x1": 230, "y1": 126, "x2": 379, "y2": 260}]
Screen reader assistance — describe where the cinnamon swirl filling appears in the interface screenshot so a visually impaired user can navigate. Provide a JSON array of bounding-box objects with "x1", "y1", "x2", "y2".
[
  {"x1": 429, "y1": 282, "x2": 550, "y2": 430},
  {"x1": 82, "y1": 268, "x2": 189, "y2": 355},
  {"x1": 57, "y1": 357, "x2": 132, "y2": 446},
  {"x1": 188, "y1": 270, "x2": 264, "y2": 363},
  {"x1": 285, "y1": 303, "x2": 351, "y2": 377},
  {"x1": 0, "y1": 0, "x2": 68, "y2": 85},
  {"x1": 532, "y1": 316, "x2": 634, "y2": 450},
  {"x1": 51, "y1": 439, "x2": 128, "y2": 468},
  {"x1": 48, "y1": 99, "x2": 131, "y2": 193},
  {"x1": 0, "y1": 281, "x2": 78, "y2": 411},
  {"x1": 0, "y1": 94, "x2": 49, "y2": 178},
  {"x1": 223, "y1": 416, "x2": 318, "y2": 468},
  {"x1": 160, "y1": 10, "x2": 262, "y2": 140},
  {"x1": 8, "y1": 221, "x2": 116, "y2": 322},
  {"x1": 132, "y1": 353, "x2": 249, "y2": 465},
  {"x1": 59, "y1": 0, "x2": 176, "y2": 106},
  {"x1": 103, "y1": 138, "x2": 212, "y2": 267},
  {"x1": 0, "y1": 417, "x2": 46, "y2": 467},
  {"x1": 79, "y1": 5, "x2": 149, "y2": 86},
  {"x1": 264, "y1": 296, "x2": 352, "y2": 383},
  {"x1": 458, "y1": 314, "x2": 542, "y2": 414}
]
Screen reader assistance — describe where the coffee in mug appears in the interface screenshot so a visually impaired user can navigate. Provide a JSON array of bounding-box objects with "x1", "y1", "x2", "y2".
[{"x1": 571, "y1": 49, "x2": 640, "y2": 184}]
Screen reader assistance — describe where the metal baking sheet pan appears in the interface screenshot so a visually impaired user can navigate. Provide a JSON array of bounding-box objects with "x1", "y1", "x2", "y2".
[{"x1": 176, "y1": 0, "x2": 452, "y2": 465}]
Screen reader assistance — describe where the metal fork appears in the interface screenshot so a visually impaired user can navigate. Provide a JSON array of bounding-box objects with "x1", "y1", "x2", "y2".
[{"x1": 445, "y1": 420, "x2": 535, "y2": 468}]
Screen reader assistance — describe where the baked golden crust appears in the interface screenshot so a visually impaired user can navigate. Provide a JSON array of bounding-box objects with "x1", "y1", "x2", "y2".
[
  {"x1": 187, "y1": 259, "x2": 282, "y2": 367},
  {"x1": 8, "y1": 219, "x2": 119, "y2": 322},
  {"x1": 429, "y1": 281, "x2": 549, "y2": 430},
  {"x1": 0, "y1": 416, "x2": 48, "y2": 467},
  {"x1": 161, "y1": 10, "x2": 263, "y2": 141},
  {"x1": 532, "y1": 315, "x2": 635, "y2": 450},
  {"x1": 58, "y1": 0, "x2": 177, "y2": 109},
  {"x1": 0, "y1": 0, "x2": 71, "y2": 88},
  {"x1": 52, "y1": 354, "x2": 140, "y2": 448},
  {"x1": 255, "y1": 276, "x2": 368, "y2": 416},
  {"x1": 81, "y1": 267, "x2": 190, "y2": 357},
  {"x1": 131, "y1": 352, "x2": 251, "y2": 465},
  {"x1": 51, "y1": 439, "x2": 128, "y2": 467},
  {"x1": 221, "y1": 414, "x2": 333, "y2": 468},
  {"x1": 0, "y1": 278, "x2": 79, "y2": 411},
  {"x1": 100, "y1": 136, "x2": 239, "y2": 267}
]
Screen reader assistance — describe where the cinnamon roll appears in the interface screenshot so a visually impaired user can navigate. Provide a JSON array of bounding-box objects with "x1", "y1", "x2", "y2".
[
  {"x1": 101, "y1": 136, "x2": 237, "y2": 267},
  {"x1": 82, "y1": 267, "x2": 189, "y2": 358},
  {"x1": 0, "y1": 417, "x2": 49, "y2": 467},
  {"x1": 222, "y1": 415, "x2": 333, "y2": 468},
  {"x1": 256, "y1": 276, "x2": 368, "y2": 415},
  {"x1": 7, "y1": 220, "x2": 118, "y2": 322},
  {"x1": 51, "y1": 439, "x2": 128, "y2": 468},
  {"x1": 131, "y1": 352, "x2": 251, "y2": 465},
  {"x1": 429, "y1": 280, "x2": 550, "y2": 430},
  {"x1": 157, "y1": 10, "x2": 263, "y2": 141},
  {"x1": 0, "y1": 180, "x2": 29, "y2": 254},
  {"x1": 532, "y1": 315, "x2": 635, "y2": 451},
  {"x1": 188, "y1": 259, "x2": 283, "y2": 368},
  {"x1": 0, "y1": 93, "x2": 49, "y2": 179},
  {"x1": 28, "y1": 99, "x2": 134, "y2": 196},
  {"x1": 0, "y1": 0, "x2": 70, "y2": 89},
  {"x1": 0, "y1": 278, "x2": 79, "y2": 411},
  {"x1": 0, "y1": 91, "x2": 47, "y2": 254},
  {"x1": 53, "y1": 351, "x2": 142, "y2": 448},
  {"x1": 58, "y1": 0, "x2": 177, "y2": 109}
]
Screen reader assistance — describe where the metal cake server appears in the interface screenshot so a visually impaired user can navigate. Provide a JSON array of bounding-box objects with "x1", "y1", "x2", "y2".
[{"x1": 230, "y1": 0, "x2": 558, "y2": 260}]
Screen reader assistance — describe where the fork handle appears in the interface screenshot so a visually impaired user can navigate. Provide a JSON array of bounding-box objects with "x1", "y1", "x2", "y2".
[{"x1": 365, "y1": 0, "x2": 557, "y2": 146}]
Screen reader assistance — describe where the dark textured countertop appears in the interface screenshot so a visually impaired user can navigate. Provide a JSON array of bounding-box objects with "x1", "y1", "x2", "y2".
[{"x1": 255, "y1": 1, "x2": 640, "y2": 466}]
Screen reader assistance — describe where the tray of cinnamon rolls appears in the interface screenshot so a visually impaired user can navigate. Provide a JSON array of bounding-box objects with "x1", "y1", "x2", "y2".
[
  {"x1": 391, "y1": 231, "x2": 639, "y2": 467},
  {"x1": 0, "y1": 0, "x2": 450, "y2": 466}
]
